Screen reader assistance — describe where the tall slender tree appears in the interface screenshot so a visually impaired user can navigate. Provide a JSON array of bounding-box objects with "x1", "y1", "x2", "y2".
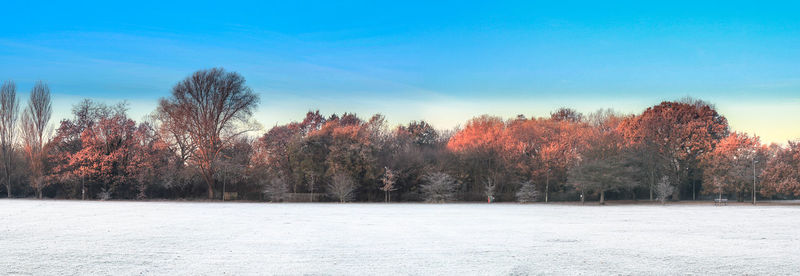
[
  {"x1": 21, "y1": 81, "x2": 52, "y2": 199},
  {"x1": 380, "y1": 167, "x2": 397, "y2": 202},
  {"x1": 0, "y1": 81, "x2": 19, "y2": 197}
]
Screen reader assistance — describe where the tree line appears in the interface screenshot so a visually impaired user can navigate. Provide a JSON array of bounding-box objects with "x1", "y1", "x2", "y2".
[{"x1": 1, "y1": 68, "x2": 799, "y2": 203}]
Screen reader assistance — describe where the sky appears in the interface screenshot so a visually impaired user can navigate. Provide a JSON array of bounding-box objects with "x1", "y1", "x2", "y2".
[{"x1": 0, "y1": 1, "x2": 798, "y2": 143}]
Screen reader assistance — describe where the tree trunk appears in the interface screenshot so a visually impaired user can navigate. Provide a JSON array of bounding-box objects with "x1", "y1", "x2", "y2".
[
  {"x1": 202, "y1": 171, "x2": 214, "y2": 200},
  {"x1": 671, "y1": 160, "x2": 681, "y2": 201},
  {"x1": 671, "y1": 182, "x2": 680, "y2": 201},
  {"x1": 649, "y1": 169, "x2": 654, "y2": 201},
  {"x1": 600, "y1": 190, "x2": 605, "y2": 205},
  {"x1": 308, "y1": 175, "x2": 315, "y2": 202},
  {"x1": 222, "y1": 174, "x2": 226, "y2": 202},
  {"x1": 4, "y1": 148, "x2": 11, "y2": 198},
  {"x1": 201, "y1": 162, "x2": 216, "y2": 200},
  {"x1": 545, "y1": 173, "x2": 549, "y2": 203}
]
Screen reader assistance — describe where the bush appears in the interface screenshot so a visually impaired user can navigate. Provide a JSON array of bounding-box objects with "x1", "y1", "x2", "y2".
[{"x1": 516, "y1": 180, "x2": 539, "y2": 203}]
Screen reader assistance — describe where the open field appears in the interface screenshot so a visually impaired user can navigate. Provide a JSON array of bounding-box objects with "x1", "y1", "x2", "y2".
[{"x1": 2, "y1": 200, "x2": 800, "y2": 275}]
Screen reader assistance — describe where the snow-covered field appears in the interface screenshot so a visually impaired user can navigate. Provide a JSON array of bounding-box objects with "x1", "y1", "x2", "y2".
[{"x1": 2, "y1": 200, "x2": 799, "y2": 275}]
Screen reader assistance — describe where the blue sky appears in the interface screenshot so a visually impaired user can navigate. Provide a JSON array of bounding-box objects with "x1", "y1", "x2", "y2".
[{"x1": 1, "y1": 1, "x2": 798, "y2": 143}]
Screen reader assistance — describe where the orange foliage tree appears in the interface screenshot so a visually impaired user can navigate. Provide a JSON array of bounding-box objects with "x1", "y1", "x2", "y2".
[
  {"x1": 620, "y1": 101, "x2": 729, "y2": 200},
  {"x1": 701, "y1": 132, "x2": 764, "y2": 201},
  {"x1": 448, "y1": 113, "x2": 586, "y2": 201},
  {"x1": 447, "y1": 115, "x2": 509, "y2": 200},
  {"x1": 264, "y1": 112, "x2": 388, "y2": 201},
  {"x1": 760, "y1": 141, "x2": 800, "y2": 197},
  {"x1": 505, "y1": 116, "x2": 585, "y2": 202},
  {"x1": 568, "y1": 110, "x2": 638, "y2": 204}
]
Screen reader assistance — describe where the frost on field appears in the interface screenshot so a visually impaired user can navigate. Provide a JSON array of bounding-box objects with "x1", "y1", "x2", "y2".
[{"x1": 4, "y1": 201, "x2": 800, "y2": 275}]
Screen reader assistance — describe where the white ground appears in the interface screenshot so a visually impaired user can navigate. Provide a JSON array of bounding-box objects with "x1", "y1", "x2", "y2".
[{"x1": 2, "y1": 200, "x2": 800, "y2": 275}]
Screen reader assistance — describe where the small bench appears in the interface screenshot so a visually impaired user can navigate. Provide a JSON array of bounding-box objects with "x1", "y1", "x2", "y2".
[{"x1": 714, "y1": 198, "x2": 728, "y2": 206}]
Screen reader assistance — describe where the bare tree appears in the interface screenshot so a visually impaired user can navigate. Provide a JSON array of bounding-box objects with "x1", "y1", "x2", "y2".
[
  {"x1": 158, "y1": 68, "x2": 260, "y2": 199},
  {"x1": 21, "y1": 81, "x2": 52, "y2": 199},
  {"x1": 262, "y1": 176, "x2": 289, "y2": 202},
  {"x1": 484, "y1": 176, "x2": 496, "y2": 203},
  {"x1": 327, "y1": 173, "x2": 356, "y2": 203},
  {"x1": 655, "y1": 176, "x2": 674, "y2": 205},
  {"x1": 550, "y1": 107, "x2": 583, "y2": 123},
  {"x1": 0, "y1": 81, "x2": 18, "y2": 198},
  {"x1": 379, "y1": 167, "x2": 397, "y2": 203},
  {"x1": 151, "y1": 109, "x2": 195, "y2": 165},
  {"x1": 516, "y1": 180, "x2": 539, "y2": 203},
  {"x1": 97, "y1": 187, "x2": 112, "y2": 201},
  {"x1": 421, "y1": 172, "x2": 458, "y2": 203}
]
